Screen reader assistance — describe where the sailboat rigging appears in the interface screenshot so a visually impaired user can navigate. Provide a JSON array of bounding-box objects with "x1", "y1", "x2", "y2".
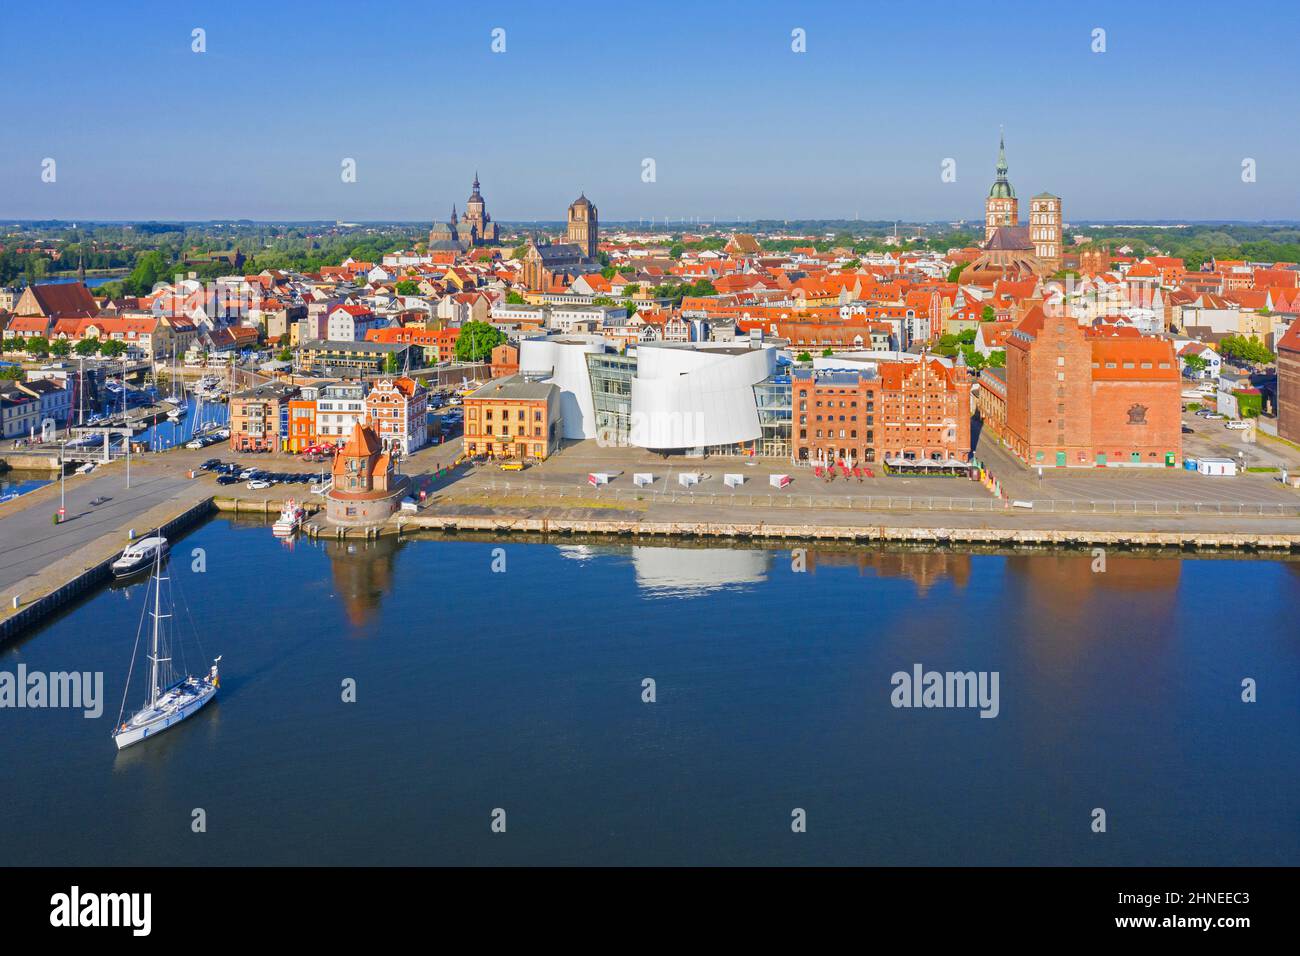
[{"x1": 113, "y1": 537, "x2": 221, "y2": 749}]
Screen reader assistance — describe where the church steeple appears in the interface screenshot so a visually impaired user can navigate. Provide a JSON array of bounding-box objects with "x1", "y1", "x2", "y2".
[{"x1": 988, "y1": 127, "x2": 1015, "y2": 199}]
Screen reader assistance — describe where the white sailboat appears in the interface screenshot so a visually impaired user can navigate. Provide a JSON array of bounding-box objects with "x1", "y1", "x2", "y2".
[{"x1": 113, "y1": 543, "x2": 221, "y2": 750}]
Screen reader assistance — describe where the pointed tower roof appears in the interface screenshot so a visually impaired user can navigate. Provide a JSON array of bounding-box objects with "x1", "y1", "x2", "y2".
[{"x1": 988, "y1": 128, "x2": 1016, "y2": 199}]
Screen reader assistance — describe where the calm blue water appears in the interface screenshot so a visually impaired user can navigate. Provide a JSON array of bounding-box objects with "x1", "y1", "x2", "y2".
[
  {"x1": 29, "y1": 275, "x2": 122, "y2": 289},
  {"x1": 136, "y1": 396, "x2": 229, "y2": 450},
  {"x1": 0, "y1": 474, "x2": 53, "y2": 500},
  {"x1": 0, "y1": 518, "x2": 1296, "y2": 866}
]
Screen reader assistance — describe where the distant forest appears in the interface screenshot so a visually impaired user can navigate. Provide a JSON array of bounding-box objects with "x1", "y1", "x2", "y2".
[{"x1": 3, "y1": 220, "x2": 1300, "y2": 296}]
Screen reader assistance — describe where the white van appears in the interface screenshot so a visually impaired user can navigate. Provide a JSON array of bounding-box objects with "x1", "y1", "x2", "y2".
[{"x1": 1225, "y1": 420, "x2": 1250, "y2": 430}]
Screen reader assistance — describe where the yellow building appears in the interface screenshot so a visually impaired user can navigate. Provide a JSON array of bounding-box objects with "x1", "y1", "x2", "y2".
[{"x1": 462, "y1": 374, "x2": 563, "y2": 461}]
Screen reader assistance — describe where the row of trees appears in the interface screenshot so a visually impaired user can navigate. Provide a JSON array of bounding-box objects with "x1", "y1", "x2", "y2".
[
  {"x1": 3, "y1": 336, "x2": 128, "y2": 358},
  {"x1": 1217, "y1": 334, "x2": 1275, "y2": 365}
]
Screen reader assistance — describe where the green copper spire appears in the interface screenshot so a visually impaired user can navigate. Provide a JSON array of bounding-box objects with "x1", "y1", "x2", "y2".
[{"x1": 988, "y1": 128, "x2": 1015, "y2": 199}]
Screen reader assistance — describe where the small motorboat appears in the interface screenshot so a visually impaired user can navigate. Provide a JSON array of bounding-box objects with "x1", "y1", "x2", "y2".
[
  {"x1": 111, "y1": 536, "x2": 169, "y2": 579},
  {"x1": 272, "y1": 499, "x2": 306, "y2": 537}
]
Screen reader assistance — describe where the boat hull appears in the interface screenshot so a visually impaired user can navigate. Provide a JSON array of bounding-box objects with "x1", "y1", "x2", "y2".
[
  {"x1": 113, "y1": 682, "x2": 216, "y2": 750},
  {"x1": 111, "y1": 543, "x2": 169, "y2": 579}
]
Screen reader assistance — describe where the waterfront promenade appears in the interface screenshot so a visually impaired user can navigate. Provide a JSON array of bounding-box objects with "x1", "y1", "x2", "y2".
[{"x1": 3, "y1": 430, "x2": 1300, "y2": 641}]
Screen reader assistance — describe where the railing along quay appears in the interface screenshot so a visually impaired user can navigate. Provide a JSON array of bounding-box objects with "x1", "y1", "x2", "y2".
[{"x1": 474, "y1": 480, "x2": 1300, "y2": 517}]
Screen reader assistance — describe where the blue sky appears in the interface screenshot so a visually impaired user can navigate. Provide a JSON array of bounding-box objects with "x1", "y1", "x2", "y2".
[{"x1": 3, "y1": 0, "x2": 1297, "y2": 222}]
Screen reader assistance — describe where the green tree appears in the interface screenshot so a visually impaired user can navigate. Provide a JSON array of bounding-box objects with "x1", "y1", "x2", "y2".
[
  {"x1": 986, "y1": 350, "x2": 1006, "y2": 369},
  {"x1": 74, "y1": 338, "x2": 100, "y2": 356},
  {"x1": 383, "y1": 352, "x2": 401, "y2": 374},
  {"x1": 959, "y1": 344, "x2": 987, "y2": 371},
  {"x1": 981, "y1": 305, "x2": 996, "y2": 321},
  {"x1": 100, "y1": 340, "x2": 128, "y2": 358},
  {"x1": 1218, "y1": 335, "x2": 1274, "y2": 365},
  {"x1": 394, "y1": 279, "x2": 419, "y2": 295},
  {"x1": 0, "y1": 365, "x2": 23, "y2": 380},
  {"x1": 506, "y1": 291, "x2": 526, "y2": 304},
  {"x1": 453, "y1": 321, "x2": 505, "y2": 363},
  {"x1": 822, "y1": 348, "x2": 834, "y2": 357},
  {"x1": 1183, "y1": 354, "x2": 1208, "y2": 375},
  {"x1": 24, "y1": 336, "x2": 50, "y2": 357},
  {"x1": 50, "y1": 339, "x2": 71, "y2": 357},
  {"x1": 796, "y1": 351, "x2": 813, "y2": 363}
]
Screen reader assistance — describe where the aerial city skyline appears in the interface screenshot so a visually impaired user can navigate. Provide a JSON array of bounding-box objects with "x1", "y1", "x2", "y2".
[{"x1": 0, "y1": 0, "x2": 1293, "y2": 927}]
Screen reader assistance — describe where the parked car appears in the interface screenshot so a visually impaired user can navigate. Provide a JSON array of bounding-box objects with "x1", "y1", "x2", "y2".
[
  {"x1": 216, "y1": 475, "x2": 240, "y2": 485},
  {"x1": 247, "y1": 479, "x2": 272, "y2": 490},
  {"x1": 1225, "y1": 420, "x2": 1250, "y2": 430}
]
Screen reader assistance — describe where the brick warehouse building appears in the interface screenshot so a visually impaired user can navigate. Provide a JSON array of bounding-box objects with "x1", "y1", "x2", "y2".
[
  {"x1": 1003, "y1": 306, "x2": 1181, "y2": 467},
  {"x1": 792, "y1": 358, "x2": 972, "y2": 465},
  {"x1": 1277, "y1": 321, "x2": 1300, "y2": 444}
]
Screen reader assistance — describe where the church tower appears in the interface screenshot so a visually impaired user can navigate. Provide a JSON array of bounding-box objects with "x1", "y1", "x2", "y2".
[
  {"x1": 566, "y1": 192, "x2": 598, "y2": 259},
  {"x1": 985, "y1": 130, "x2": 1019, "y2": 241},
  {"x1": 1030, "y1": 193, "x2": 1062, "y2": 272},
  {"x1": 459, "y1": 173, "x2": 499, "y2": 246}
]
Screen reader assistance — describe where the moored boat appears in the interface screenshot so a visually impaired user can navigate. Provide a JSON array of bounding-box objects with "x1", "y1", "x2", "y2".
[
  {"x1": 111, "y1": 536, "x2": 169, "y2": 579},
  {"x1": 272, "y1": 499, "x2": 306, "y2": 537},
  {"x1": 113, "y1": 541, "x2": 220, "y2": 750}
]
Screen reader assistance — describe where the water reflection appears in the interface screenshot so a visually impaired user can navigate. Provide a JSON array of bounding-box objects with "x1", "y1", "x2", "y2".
[{"x1": 321, "y1": 535, "x2": 401, "y2": 629}]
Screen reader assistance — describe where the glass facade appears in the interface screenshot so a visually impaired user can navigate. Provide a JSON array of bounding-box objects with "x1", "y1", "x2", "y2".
[
  {"x1": 586, "y1": 352, "x2": 636, "y2": 446},
  {"x1": 753, "y1": 374, "x2": 792, "y2": 458}
]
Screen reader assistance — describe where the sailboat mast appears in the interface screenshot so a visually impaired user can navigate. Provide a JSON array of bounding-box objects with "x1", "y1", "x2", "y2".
[{"x1": 148, "y1": 549, "x2": 161, "y2": 705}]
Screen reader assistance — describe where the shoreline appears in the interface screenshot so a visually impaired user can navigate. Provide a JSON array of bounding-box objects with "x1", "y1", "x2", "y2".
[
  {"x1": 5, "y1": 488, "x2": 1298, "y2": 644},
  {"x1": 280, "y1": 500, "x2": 1300, "y2": 553}
]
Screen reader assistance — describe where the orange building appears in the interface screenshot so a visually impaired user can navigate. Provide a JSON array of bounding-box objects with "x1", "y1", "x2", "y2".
[
  {"x1": 365, "y1": 326, "x2": 459, "y2": 365},
  {"x1": 324, "y1": 422, "x2": 408, "y2": 526},
  {"x1": 1003, "y1": 306, "x2": 1182, "y2": 467},
  {"x1": 462, "y1": 374, "x2": 562, "y2": 461},
  {"x1": 287, "y1": 398, "x2": 317, "y2": 452},
  {"x1": 792, "y1": 358, "x2": 972, "y2": 466}
]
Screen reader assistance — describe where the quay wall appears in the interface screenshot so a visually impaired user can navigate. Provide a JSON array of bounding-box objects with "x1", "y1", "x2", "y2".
[
  {"x1": 304, "y1": 510, "x2": 1300, "y2": 553},
  {"x1": 0, "y1": 497, "x2": 215, "y2": 644}
]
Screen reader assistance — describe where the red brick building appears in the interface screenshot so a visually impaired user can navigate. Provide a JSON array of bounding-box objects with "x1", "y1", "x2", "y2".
[
  {"x1": 1003, "y1": 306, "x2": 1181, "y2": 467},
  {"x1": 490, "y1": 343, "x2": 519, "y2": 379},
  {"x1": 792, "y1": 358, "x2": 972, "y2": 465},
  {"x1": 1277, "y1": 320, "x2": 1300, "y2": 443}
]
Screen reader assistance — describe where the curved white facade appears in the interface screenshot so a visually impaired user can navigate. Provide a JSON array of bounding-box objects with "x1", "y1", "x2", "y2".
[
  {"x1": 629, "y1": 343, "x2": 776, "y2": 450},
  {"x1": 519, "y1": 336, "x2": 607, "y2": 440}
]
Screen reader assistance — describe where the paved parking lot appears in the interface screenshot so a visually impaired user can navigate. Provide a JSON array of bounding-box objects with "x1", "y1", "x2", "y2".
[
  {"x1": 450, "y1": 439, "x2": 994, "y2": 502},
  {"x1": 1179, "y1": 410, "x2": 1300, "y2": 472}
]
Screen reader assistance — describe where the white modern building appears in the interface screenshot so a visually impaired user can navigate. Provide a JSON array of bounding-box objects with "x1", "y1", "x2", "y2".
[
  {"x1": 316, "y1": 382, "x2": 367, "y2": 440},
  {"x1": 629, "y1": 342, "x2": 777, "y2": 449},
  {"x1": 518, "y1": 335, "x2": 787, "y2": 453}
]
